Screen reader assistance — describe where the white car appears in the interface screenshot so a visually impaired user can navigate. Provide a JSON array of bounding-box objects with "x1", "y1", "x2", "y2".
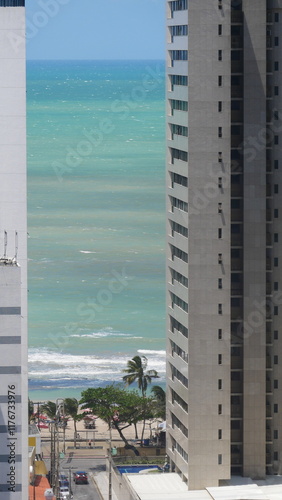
[{"x1": 59, "y1": 486, "x2": 71, "y2": 499}]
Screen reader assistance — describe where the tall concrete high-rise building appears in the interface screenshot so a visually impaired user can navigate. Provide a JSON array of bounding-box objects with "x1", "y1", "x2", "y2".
[
  {"x1": 0, "y1": 1, "x2": 27, "y2": 498},
  {"x1": 166, "y1": 0, "x2": 282, "y2": 490}
]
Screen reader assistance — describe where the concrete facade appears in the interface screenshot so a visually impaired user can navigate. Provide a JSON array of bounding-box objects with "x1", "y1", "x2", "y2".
[
  {"x1": 166, "y1": 0, "x2": 282, "y2": 490},
  {"x1": 0, "y1": 3, "x2": 27, "y2": 499}
]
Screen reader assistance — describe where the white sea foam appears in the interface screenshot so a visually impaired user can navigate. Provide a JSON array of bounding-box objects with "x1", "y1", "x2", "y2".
[{"x1": 28, "y1": 347, "x2": 166, "y2": 383}]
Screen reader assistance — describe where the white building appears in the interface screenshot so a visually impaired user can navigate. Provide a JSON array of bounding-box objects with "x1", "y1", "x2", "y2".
[
  {"x1": 166, "y1": 0, "x2": 282, "y2": 490},
  {"x1": 0, "y1": 1, "x2": 27, "y2": 498}
]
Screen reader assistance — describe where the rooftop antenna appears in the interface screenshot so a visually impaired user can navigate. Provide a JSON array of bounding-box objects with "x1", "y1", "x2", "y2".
[
  {"x1": 3, "y1": 231, "x2": 7, "y2": 260},
  {"x1": 14, "y1": 231, "x2": 18, "y2": 263}
]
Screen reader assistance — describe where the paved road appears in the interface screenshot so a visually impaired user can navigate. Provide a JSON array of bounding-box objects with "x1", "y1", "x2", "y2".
[{"x1": 44, "y1": 452, "x2": 107, "y2": 500}]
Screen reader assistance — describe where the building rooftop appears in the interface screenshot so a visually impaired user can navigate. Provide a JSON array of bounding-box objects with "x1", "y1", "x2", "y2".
[{"x1": 125, "y1": 474, "x2": 282, "y2": 500}]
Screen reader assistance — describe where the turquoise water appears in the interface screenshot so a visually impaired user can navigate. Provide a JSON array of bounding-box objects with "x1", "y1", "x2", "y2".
[{"x1": 27, "y1": 60, "x2": 166, "y2": 401}]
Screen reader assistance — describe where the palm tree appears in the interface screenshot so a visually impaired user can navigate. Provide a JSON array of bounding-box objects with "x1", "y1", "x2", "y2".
[
  {"x1": 64, "y1": 398, "x2": 80, "y2": 436},
  {"x1": 123, "y1": 355, "x2": 159, "y2": 443},
  {"x1": 151, "y1": 385, "x2": 166, "y2": 420},
  {"x1": 40, "y1": 401, "x2": 57, "y2": 420},
  {"x1": 122, "y1": 355, "x2": 159, "y2": 397}
]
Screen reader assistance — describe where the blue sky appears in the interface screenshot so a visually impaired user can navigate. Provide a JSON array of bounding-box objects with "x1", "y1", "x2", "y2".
[{"x1": 26, "y1": 0, "x2": 166, "y2": 60}]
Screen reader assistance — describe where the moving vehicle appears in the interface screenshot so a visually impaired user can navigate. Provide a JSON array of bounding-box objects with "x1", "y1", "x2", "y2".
[{"x1": 73, "y1": 471, "x2": 88, "y2": 484}]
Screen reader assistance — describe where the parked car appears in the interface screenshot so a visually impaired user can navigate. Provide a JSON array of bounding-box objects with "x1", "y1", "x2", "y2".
[
  {"x1": 73, "y1": 471, "x2": 88, "y2": 484},
  {"x1": 59, "y1": 485, "x2": 70, "y2": 499}
]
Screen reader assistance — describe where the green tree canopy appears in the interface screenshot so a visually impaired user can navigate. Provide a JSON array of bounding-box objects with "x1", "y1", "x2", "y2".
[
  {"x1": 80, "y1": 385, "x2": 154, "y2": 455},
  {"x1": 151, "y1": 385, "x2": 166, "y2": 420}
]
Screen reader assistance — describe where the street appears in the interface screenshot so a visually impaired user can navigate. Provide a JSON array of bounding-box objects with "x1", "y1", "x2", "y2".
[{"x1": 45, "y1": 451, "x2": 107, "y2": 500}]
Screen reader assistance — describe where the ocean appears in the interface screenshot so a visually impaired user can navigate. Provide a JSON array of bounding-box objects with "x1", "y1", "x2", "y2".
[{"x1": 27, "y1": 60, "x2": 166, "y2": 402}]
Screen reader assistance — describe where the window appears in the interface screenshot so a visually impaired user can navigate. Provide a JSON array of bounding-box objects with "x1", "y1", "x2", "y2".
[
  {"x1": 218, "y1": 75, "x2": 222, "y2": 86},
  {"x1": 274, "y1": 208, "x2": 279, "y2": 218},
  {"x1": 274, "y1": 355, "x2": 278, "y2": 364},
  {"x1": 170, "y1": 74, "x2": 188, "y2": 88},
  {"x1": 218, "y1": 404, "x2": 222, "y2": 414},
  {"x1": 172, "y1": 413, "x2": 188, "y2": 437},
  {"x1": 171, "y1": 268, "x2": 188, "y2": 288},
  {"x1": 169, "y1": 0, "x2": 187, "y2": 13},
  {"x1": 170, "y1": 244, "x2": 188, "y2": 263},
  {"x1": 274, "y1": 330, "x2": 278, "y2": 340},
  {"x1": 274, "y1": 257, "x2": 279, "y2": 267},
  {"x1": 218, "y1": 101, "x2": 222, "y2": 112},
  {"x1": 218, "y1": 303, "x2": 223, "y2": 315},
  {"x1": 275, "y1": 36, "x2": 279, "y2": 46},
  {"x1": 170, "y1": 316, "x2": 188, "y2": 338},
  {"x1": 274, "y1": 160, "x2": 279, "y2": 169},
  {"x1": 0, "y1": 0, "x2": 25, "y2": 5},
  {"x1": 218, "y1": 24, "x2": 222, "y2": 36},
  {"x1": 218, "y1": 454, "x2": 222, "y2": 465},
  {"x1": 218, "y1": 253, "x2": 222, "y2": 264},
  {"x1": 170, "y1": 147, "x2": 188, "y2": 163},
  {"x1": 218, "y1": 429, "x2": 222, "y2": 439},
  {"x1": 171, "y1": 292, "x2": 188, "y2": 312},
  {"x1": 218, "y1": 354, "x2": 222, "y2": 364},
  {"x1": 218, "y1": 127, "x2": 222, "y2": 137},
  {"x1": 171, "y1": 196, "x2": 188, "y2": 212},
  {"x1": 170, "y1": 99, "x2": 188, "y2": 113},
  {"x1": 171, "y1": 438, "x2": 188, "y2": 462},
  {"x1": 218, "y1": 379, "x2": 222, "y2": 389},
  {"x1": 171, "y1": 388, "x2": 188, "y2": 412},
  {"x1": 274, "y1": 379, "x2": 278, "y2": 389},
  {"x1": 218, "y1": 178, "x2": 222, "y2": 188},
  {"x1": 171, "y1": 220, "x2": 188, "y2": 238},
  {"x1": 275, "y1": 86, "x2": 279, "y2": 96},
  {"x1": 274, "y1": 136, "x2": 279, "y2": 145},
  {"x1": 171, "y1": 340, "x2": 188, "y2": 363},
  {"x1": 218, "y1": 151, "x2": 223, "y2": 162},
  {"x1": 274, "y1": 306, "x2": 278, "y2": 315},
  {"x1": 275, "y1": 61, "x2": 279, "y2": 71},
  {"x1": 171, "y1": 123, "x2": 188, "y2": 137},
  {"x1": 274, "y1": 233, "x2": 279, "y2": 243},
  {"x1": 218, "y1": 0, "x2": 222, "y2": 9},
  {"x1": 171, "y1": 172, "x2": 188, "y2": 187},
  {"x1": 274, "y1": 282, "x2": 279, "y2": 291},
  {"x1": 171, "y1": 363, "x2": 188, "y2": 387},
  {"x1": 218, "y1": 329, "x2": 222, "y2": 340},
  {"x1": 170, "y1": 25, "x2": 188, "y2": 37},
  {"x1": 218, "y1": 50, "x2": 222, "y2": 61},
  {"x1": 275, "y1": 13, "x2": 279, "y2": 22},
  {"x1": 170, "y1": 50, "x2": 188, "y2": 62},
  {"x1": 274, "y1": 184, "x2": 279, "y2": 194},
  {"x1": 218, "y1": 278, "x2": 222, "y2": 289},
  {"x1": 274, "y1": 404, "x2": 278, "y2": 413},
  {"x1": 274, "y1": 451, "x2": 279, "y2": 460},
  {"x1": 218, "y1": 228, "x2": 222, "y2": 239}
]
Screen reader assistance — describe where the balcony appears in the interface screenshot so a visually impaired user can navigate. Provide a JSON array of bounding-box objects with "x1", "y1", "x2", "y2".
[
  {"x1": 266, "y1": 405, "x2": 272, "y2": 418},
  {"x1": 231, "y1": 184, "x2": 243, "y2": 197},
  {"x1": 231, "y1": 209, "x2": 243, "y2": 222},
  {"x1": 231, "y1": 258, "x2": 243, "y2": 271},
  {"x1": 231, "y1": 109, "x2": 243, "y2": 123},
  {"x1": 231, "y1": 234, "x2": 243, "y2": 246},
  {"x1": 231, "y1": 356, "x2": 243, "y2": 369},
  {"x1": 231, "y1": 429, "x2": 242, "y2": 443},
  {"x1": 266, "y1": 380, "x2": 272, "y2": 393},
  {"x1": 266, "y1": 282, "x2": 272, "y2": 295},
  {"x1": 231, "y1": 86, "x2": 243, "y2": 98},
  {"x1": 231, "y1": 284, "x2": 243, "y2": 295},
  {"x1": 231, "y1": 61, "x2": 243, "y2": 73},
  {"x1": 231, "y1": 37, "x2": 243, "y2": 49},
  {"x1": 231, "y1": 405, "x2": 242, "y2": 417},
  {"x1": 231, "y1": 11, "x2": 243, "y2": 23},
  {"x1": 266, "y1": 233, "x2": 272, "y2": 246},
  {"x1": 231, "y1": 380, "x2": 243, "y2": 393}
]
